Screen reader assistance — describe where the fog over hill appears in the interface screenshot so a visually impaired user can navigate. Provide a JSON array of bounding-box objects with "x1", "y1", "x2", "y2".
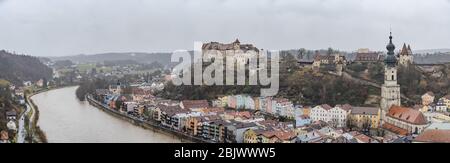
[{"x1": 48, "y1": 52, "x2": 174, "y2": 65}]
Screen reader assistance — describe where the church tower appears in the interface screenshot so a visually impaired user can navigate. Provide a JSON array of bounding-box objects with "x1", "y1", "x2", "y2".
[{"x1": 380, "y1": 32, "x2": 401, "y2": 113}]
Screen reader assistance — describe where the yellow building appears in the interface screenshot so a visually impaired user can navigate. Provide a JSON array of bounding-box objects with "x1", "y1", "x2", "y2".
[
  {"x1": 243, "y1": 128, "x2": 296, "y2": 143},
  {"x1": 302, "y1": 107, "x2": 311, "y2": 117},
  {"x1": 243, "y1": 129, "x2": 258, "y2": 143},
  {"x1": 440, "y1": 95, "x2": 450, "y2": 108},
  {"x1": 218, "y1": 96, "x2": 228, "y2": 108},
  {"x1": 350, "y1": 107, "x2": 380, "y2": 129},
  {"x1": 421, "y1": 92, "x2": 435, "y2": 106}
]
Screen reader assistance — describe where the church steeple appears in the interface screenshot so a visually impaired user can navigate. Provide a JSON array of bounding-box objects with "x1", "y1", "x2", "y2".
[
  {"x1": 380, "y1": 31, "x2": 401, "y2": 113},
  {"x1": 385, "y1": 32, "x2": 397, "y2": 67}
]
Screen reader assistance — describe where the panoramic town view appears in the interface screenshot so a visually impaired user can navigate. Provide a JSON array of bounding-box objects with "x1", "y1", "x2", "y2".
[{"x1": 1, "y1": 0, "x2": 450, "y2": 145}]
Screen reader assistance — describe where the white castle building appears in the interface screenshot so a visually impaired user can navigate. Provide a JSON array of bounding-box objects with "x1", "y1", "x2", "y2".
[
  {"x1": 201, "y1": 39, "x2": 260, "y2": 69},
  {"x1": 398, "y1": 43, "x2": 414, "y2": 66}
]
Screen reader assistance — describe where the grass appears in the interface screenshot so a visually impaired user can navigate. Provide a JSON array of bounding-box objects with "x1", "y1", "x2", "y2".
[
  {"x1": 0, "y1": 79, "x2": 11, "y2": 87},
  {"x1": 76, "y1": 63, "x2": 96, "y2": 72}
]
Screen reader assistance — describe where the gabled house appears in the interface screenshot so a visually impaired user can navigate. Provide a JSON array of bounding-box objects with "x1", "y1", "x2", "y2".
[
  {"x1": 382, "y1": 105, "x2": 429, "y2": 135},
  {"x1": 225, "y1": 121, "x2": 258, "y2": 143},
  {"x1": 6, "y1": 110, "x2": 17, "y2": 121},
  {"x1": 180, "y1": 100, "x2": 209, "y2": 111}
]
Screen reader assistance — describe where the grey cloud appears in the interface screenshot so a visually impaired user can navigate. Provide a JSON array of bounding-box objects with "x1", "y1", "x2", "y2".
[{"x1": 0, "y1": 0, "x2": 449, "y2": 56}]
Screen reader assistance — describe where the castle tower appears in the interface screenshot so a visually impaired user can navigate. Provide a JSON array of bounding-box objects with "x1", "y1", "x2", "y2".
[
  {"x1": 380, "y1": 32, "x2": 401, "y2": 113},
  {"x1": 233, "y1": 38, "x2": 240, "y2": 50},
  {"x1": 398, "y1": 43, "x2": 414, "y2": 66}
]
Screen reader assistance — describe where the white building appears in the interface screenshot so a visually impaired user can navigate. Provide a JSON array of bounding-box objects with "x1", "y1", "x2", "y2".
[
  {"x1": 329, "y1": 104, "x2": 352, "y2": 128},
  {"x1": 272, "y1": 98, "x2": 295, "y2": 118},
  {"x1": 398, "y1": 43, "x2": 414, "y2": 66},
  {"x1": 436, "y1": 98, "x2": 448, "y2": 112},
  {"x1": 310, "y1": 104, "x2": 333, "y2": 123},
  {"x1": 202, "y1": 39, "x2": 260, "y2": 69},
  {"x1": 310, "y1": 104, "x2": 351, "y2": 128}
]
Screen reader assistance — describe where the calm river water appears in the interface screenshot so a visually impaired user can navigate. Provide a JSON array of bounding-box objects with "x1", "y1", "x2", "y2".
[{"x1": 31, "y1": 86, "x2": 180, "y2": 143}]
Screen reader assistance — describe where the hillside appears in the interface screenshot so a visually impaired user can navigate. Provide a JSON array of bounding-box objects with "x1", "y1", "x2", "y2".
[
  {"x1": 49, "y1": 52, "x2": 174, "y2": 66},
  {"x1": 0, "y1": 50, "x2": 53, "y2": 85}
]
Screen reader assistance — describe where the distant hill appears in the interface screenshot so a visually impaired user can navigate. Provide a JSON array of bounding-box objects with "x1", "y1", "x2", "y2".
[
  {"x1": 49, "y1": 52, "x2": 174, "y2": 65},
  {"x1": 414, "y1": 49, "x2": 450, "y2": 55},
  {"x1": 414, "y1": 52, "x2": 450, "y2": 64},
  {"x1": 0, "y1": 50, "x2": 53, "y2": 85}
]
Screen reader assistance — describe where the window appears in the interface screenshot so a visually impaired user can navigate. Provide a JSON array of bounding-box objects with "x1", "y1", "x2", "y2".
[{"x1": 391, "y1": 75, "x2": 394, "y2": 80}]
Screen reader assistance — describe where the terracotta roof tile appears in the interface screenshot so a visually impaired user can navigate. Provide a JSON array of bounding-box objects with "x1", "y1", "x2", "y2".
[
  {"x1": 387, "y1": 105, "x2": 427, "y2": 125},
  {"x1": 414, "y1": 129, "x2": 450, "y2": 143},
  {"x1": 382, "y1": 123, "x2": 409, "y2": 136}
]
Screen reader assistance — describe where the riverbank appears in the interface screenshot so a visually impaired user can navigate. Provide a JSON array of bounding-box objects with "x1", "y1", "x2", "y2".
[
  {"x1": 26, "y1": 85, "x2": 76, "y2": 143},
  {"x1": 86, "y1": 95, "x2": 212, "y2": 143}
]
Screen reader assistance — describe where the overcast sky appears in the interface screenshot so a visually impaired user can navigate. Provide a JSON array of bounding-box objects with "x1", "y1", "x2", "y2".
[{"x1": 0, "y1": 0, "x2": 449, "y2": 56}]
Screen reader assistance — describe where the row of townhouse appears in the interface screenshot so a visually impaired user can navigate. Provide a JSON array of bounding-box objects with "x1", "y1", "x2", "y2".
[
  {"x1": 310, "y1": 104, "x2": 382, "y2": 129},
  {"x1": 149, "y1": 99, "x2": 264, "y2": 143},
  {"x1": 243, "y1": 128, "x2": 297, "y2": 143},
  {"x1": 213, "y1": 95, "x2": 295, "y2": 118},
  {"x1": 310, "y1": 104, "x2": 352, "y2": 128}
]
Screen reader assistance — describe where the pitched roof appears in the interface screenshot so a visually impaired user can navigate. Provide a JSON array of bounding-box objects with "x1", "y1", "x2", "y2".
[
  {"x1": 387, "y1": 105, "x2": 428, "y2": 125},
  {"x1": 181, "y1": 100, "x2": 209, "y2": 109},
  {"x1": 423, "y1": 91, "x2": 435, "y2": 97},
  {"x1": 321, "y1": 104, "x2": 332, "y2": 110},
  {"x1": 354, "y1": 133, "x2": 377, "y2": 143},
  {"x1": 443, "y1": 95, "x2": 450, "y2": 100},
  {"x1": 382, "y1": 123, "x2": 409, "y2": 136},
  {"x1": 6, "y1": 110, "x2": 17, "y2": 117},
  {"x1": 351, "y1": 107, "x2": 379, "y2": 115},
  {"x1": 159, "y1": 105, "x2": 186, "y2": 116},
  {"x1": 414, "y1": 129, "x2": 450, "y2": 143},
  {"x1": 335, "y1": 104, "x2": 352, "y2": 111},
  {"x1": 355, "y1": 52, "x2": 380, "y2": 61},
  {"x1": 0, "y1": 130, "x2": 8, "y2": 140}
]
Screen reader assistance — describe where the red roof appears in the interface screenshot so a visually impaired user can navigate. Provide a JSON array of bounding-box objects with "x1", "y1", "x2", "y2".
[
  {"x1": 181, "y1": 100, "x2": 209, "y2": 110},
  {"x1": 335, "y1": 104, "x2": 352, "y2": 111},
  {"x1": 382, "y1": 123, "x2": 409, "y2": 136},
  {"x1": 415, "y1": 129, "x2": 450, "y2": 143},
  {"x1": 387, "y1": 106, "x2": 427, "y2": 125},
  {"x1": 321, "y1": 104, "x2": 333, "y2": 110},
  {"x1": 355, "y1": 52, "x2": 380, "y2": 61}
]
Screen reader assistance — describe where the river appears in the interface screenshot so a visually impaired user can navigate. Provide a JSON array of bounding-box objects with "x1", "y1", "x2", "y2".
[{"x1": 31, "y1": 86, "x2": 180, "y2": 143}]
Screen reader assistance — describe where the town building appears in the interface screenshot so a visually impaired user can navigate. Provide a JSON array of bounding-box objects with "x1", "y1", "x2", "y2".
[
  {"x1": 296, "y1": 130, "x2": 324, "y2": 143},
  {"x1": 436, "y1": 98, "x2": 448, "y2": 112},
  {"x1": 310, "y1": 104, "x2": 333, "y2": 123},
  {"x1": 180, "y1": 100, "x2": 209, "y2": 111},
  {"x1": 109, "y1": 81, "x2": 124, "y2": 95},
  {"x1": 225, "y1": 121, "x2": 258, "y2": 143},
  {"x1": 0, "y1": 130, "x2": 9, "y2": 143},
  {"x1": 414, "y1": 128, "x2": 450, "y2": 143},
  {"x1": 437, "y1": 95, "x2": 450, "y2": 110},
  {"x1": 272, "y1": 98, "x2": 295, "y2": 118},
  {"x1": 380, "y1": 33, "x2": 401, "y2": 114},
  {"x1": 329, "y1": 104, "x2": 352, "y2": 128},
  {"x1": 202, "y1": 39, "x2": 260, "y2": 68},
  {"x1": 5, "y1": 110, "x2": 16, "y2": 121},
  {"x1": 382, "y1": 106, "x2": 429, "y2": 135},
  {"x1": 350, "y1": 107, "x2": 380, "y2": 128},
  {"x1": 354, "y1": 49, "x2": 382, "y2": 63},
  {"x1": 421, "y1": 91, "x2": 435, "y2": 107}
]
